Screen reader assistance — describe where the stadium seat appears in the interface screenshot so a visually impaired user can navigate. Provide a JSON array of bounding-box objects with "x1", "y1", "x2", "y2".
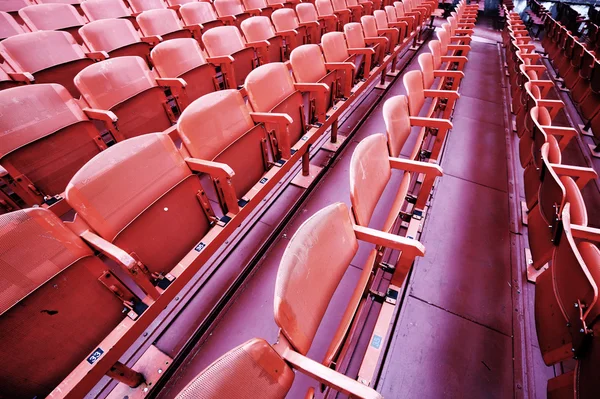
[
  {"x1": 0, "y1": 11, "x2": 27, "y2": 41},
  {"x1": 316, "y1": 0, "x2": 348, "y2": 31},
  {"x1": 289, "y1": 43, "x2": 349, "y2": 112},
  {"x1": 349, "y1": 133, "x2": 442, "y2": 232},
  {"x1": 65, "y1": 133, "x2": 219, "y2": 291},
  {"x1": 0, "y1": 83, "x2": 107, "y2": 207},
  {"x1": 151, "y1": 38, "x2": 219, "y2": 107},
  {"x1": 362, "y1": 13, "x2": 397, "y2": 52},
  {"x1": 213, "y1": 0, "x2": 259, "y2": 28},
  {"x1": 128, "y1": 0, "x2": 169, "y2": 14},
  {"x1": 272, "y1": 7, "x2": 316, "y2": 47},
  {"x1": 332, "y1": 0, "x2": 358, "y2": 23},
  {"x1": 165, "y1": 0, "x2": 197, "y2": 11},
  {"x1": 392, "y1": 1, "x2": 416, "y2": 34},
  {"x1": 344, "y1": 22, "x2": 386, "y2": 67},
  {"x1": 0, "y1": 30, "x2": 105, "y2": 97},
  {"x1": 136, "y1": 8, "x2": 197, "y2": 41},
  {"x1": 417, "y1": 51, "x2": 464, "y2": 92},
  {"x1": 80, "y1": 0, "x2": 137, "y2": 27},
  {"x1": 79, "y1": 18, "x2": 157, "y2": 65},
  {"x1": 202, "y1": 25, "x2": 261, "y2": 88},
  {"x1": 322, "y1": 31, "x2": 373, "y2": 82},
  {"x1": 240, "y1": 16, "x2": 287, "y2": 62},
  {"x1": 74, "y1": 56, "x2": 182, "y2": 140},
  {"x1": 383, "y1": 6, "x2": 409, "y2": 41},
  {"x1": 0, "y1": 207, "x2": 127, "y2": 399},
  {"x1": 18, "y1": 3, "x2": 87, "y2": 44},
  {"x1": 382, "y1": 94, "x2": 452, "y2": 161},
  {"x1": 179, "y1": 1, "x2": 226, "y2": 40},
  {"x1": 242, "y1": 0, "x2": 282, "y2": 18},
  {"x1": 296, "y1": 2, "x2": 336, "y2": 37}
]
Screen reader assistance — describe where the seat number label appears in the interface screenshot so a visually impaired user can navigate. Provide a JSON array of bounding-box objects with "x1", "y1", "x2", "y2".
[
  {"x1": 87, "y1": 348, "x2": 104, "y2": 364},
  {"x1": 259, "y1": 178, "x2": 268, "y2": 184},
  {"x1": 195, "y1": 242, "x2": 206, "y2": 252},
  {"x1": 371, "y1": 335, "x2": 382, "y2": 349}
]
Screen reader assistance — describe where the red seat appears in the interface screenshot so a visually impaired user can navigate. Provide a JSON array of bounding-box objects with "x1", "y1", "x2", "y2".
[
  {"x1": 80, "y1": 0, "x2": 136, "y2": 24},
  {"x1": 241, "y1": 16, "x2": 287, "y2": 62},
  {"x1": 373, "y1": 9, "x2": 402, "y2": 48},
  {"x1": 214, "y1": 0, "x2": 259, "y2": 27},
  {"x1": 316, "y1": 0, "x2": 348, "y2": 30},
  {"x1": 18, "y1": 3, "x2": 87, "y2": 45},
  {"x1": 393, "y1": 1, "x2": 416, "y2": 34},
  {"x1": 0, "y1": 30, "x2": 104, "y2": 97},
  {"x1": 79, "y1": 18, "x2": 157, "y2": 65},
  {"x1": 74, "y1": 56, "x2": 182, "y2": 140},
  {"x1": 296, "y1": 2, "x2": 336, "y2": 36},
  {"x1": 344, "y1": 22, "x2": 386, "y2": 69},
  {"x1": 179, "y1": 1, "x2": 226, "y2": 36},
  {"x1": 0, "y1": 11, "x2": 26, "y2": 41},
  {"x1": 272, "y1": 7, "x2": 316, "y2": 47},
  {"x1": 202, "y1": 25, "x2": 261, "y2": 88},
  {"x1": 0, "y1": 207, "x2": 127, "y2": 399},
  {"x1": 127, "y1": 0, "x2": 169, "y2": 14},
  {"x1": 151, "y1": 38, "x2": 219, "y2": 107},
  {"x1": 65, "y1": 133, "x2": 219, "y2": 288},
  {"x1": 361, "y1": 14, "x2": 396, "y2": 53},
  {"x1": 242, "y1": 0, "x2": 282, "y2": 18},
  {"x1": 331, "y1": 0, "x2": 355, "y2": 23},
  {"x1": 0, "y1": 84, "x2": 107, "y2": 207},
  {"x1": 322, "y1": 31, "x2": 373, "y2": 82},
  {"x1": 136, "y1": 8, "x2": 197, "y2": 41}
]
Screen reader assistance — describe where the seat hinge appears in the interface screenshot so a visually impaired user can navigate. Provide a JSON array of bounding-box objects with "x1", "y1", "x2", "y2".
[
  {"x1": 196, "y1": 189, "x2": 219, "y2": 224},
  {"x1": 379, "y1": 262, "x2": 396, "y2": 274}
]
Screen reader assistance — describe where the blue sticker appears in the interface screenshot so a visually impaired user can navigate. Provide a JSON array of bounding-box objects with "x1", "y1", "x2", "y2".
[
  {"x1": 371, "y1": 335, "x2": 382, "y2": 349},
  {"x1": 195, "y1": 242, "x2": 206, "y2": 252},
  {"x1": 259, "y1": 177, "x2": 268, "y2": 184},
  {"x1": 87, "y1": 348, "x2": 104, "y2": 364}
]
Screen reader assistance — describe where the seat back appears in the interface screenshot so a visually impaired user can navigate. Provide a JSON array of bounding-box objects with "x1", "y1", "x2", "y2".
[
  {"x1": 128, "y1": 0, "x2": 167, "y2": 13},
  {"x1": 418, "y1": 52, "x2": 436, "y2": 89},
  {"x1": 331, "y1": 0, "x2": 348, "y2": 12},
  {"x1": 296, "y1": 2, "x2": 318, "y2": 23},
  {"x1": 437, "y1": 27, "x2": 450, "y2": 54},
  {"x1": 403, "y1": 69, "x2": 425, "y2": 115},
  {"x1": 244, "y1": 0, "x2": 269, "y2": 11},
  {"x1": 350, "y1": 134, "x2": 393, "y2": 227},
  {"x1": 272, "y1": 8, "x2": 300, "y2": 31},
  {"x1": 0, "y1": 207, "x2": 126, "y2": 399},
  {"x1": 174, "y1": 339, "x2": 295, "y2": 399},
  {"x1": 66, "y1": 133, "x2": 213, "y2": 274},
  {"x1": 203, "y1": 25, "x2": 246, "y2": 56},
  {"x1": 290, "y1": 44, "x2": 327, "y2": 83},
  {"x1": 81, "y1": 0, "x2": 133, "y2": 20},
  {"x1": 428, "y1": 40, "x2": 443, "y2": 70},
  {"x1": 0, "y1": 84, "x2": 104, "y2": 202},
  {"x1": 246, "y1": 62, "x2": 305, "y2": 145},
  {"x1": 383, "y1": 95, "x2": 413, "y2": 158},
  {"x1": 385, "y1": 5, "x2": 398, "y2": 23},
  {"x1": 18, "y1": 3, "x2": 85, "y2": 31},
  {"x1": 80, "y1": 18, "x2": 141, "y2": 53},
  {"x1": 274, "y1": 202, "x2": 359, "y2": 355},
  {"x1": 180, "y1": 1, "x2": 219, "y2": 25},
  {"x1": 0, "y1": 11, "x2": 26, "y2": 40},
  {"x1": 0, "y1": 0, "x2": 35, "y2": 13},
  {"x1": 241, "y1": 15, "x2": 276, "y2": 42},
  {"x1": 394, "y1": 1, "x2": 407, "y2": 17},
  {"x1": 167, "y1": 0, "x2": 196, "y2": 6},
  {"x1": 0, "y1": 30, "x2": 85, "y2": 74},
  {"x1": 178, "y1": 89, "x2": 270, "y2": 199},
  {"x1": 214, "y1": 0, "x2": 245, "y2": 17},
  {"x1": 374, "y1": 9, "x2": 390, "y2": 29},
  {"x1": 75, "y1": 56, "x2": 173, "y2": 139},
  {"x1": 137, "y1": 8, "x2": 185, "y2": 37},
  {"x1": 315, "y1": 0, "x2": 335, "y2": 16},
  {"x1": 344, "y1": 22, "x2": 366, "y2": 47},
  {"x1": 361, "y1": 15, "x2": 378, "y2": 37},
  {"x1": 322, "y1": 31, "x2": 349, "y2": 62}
]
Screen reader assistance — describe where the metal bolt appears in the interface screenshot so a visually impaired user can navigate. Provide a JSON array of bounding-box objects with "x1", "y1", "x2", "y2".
[
  {"x1": 580, "y1": 329, "x2": 585, "y2": 333},
  {"x1": 143, "y1": 388, "x2": 149, "y2": 392},
  {"x1": 575, "y1": 303, "x2": 579, "y2": 308},
  {"x1": 158, "y1": 369, "x2": 163, "y2": 374},
  {"x1": 572, "y1": 348, "x2": 575, "y2": 352}
]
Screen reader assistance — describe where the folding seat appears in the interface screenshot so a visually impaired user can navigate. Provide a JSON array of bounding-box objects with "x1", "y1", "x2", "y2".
[
  {"x1": 74, "y1": 57, "x2": 183, "y2": 140},
  {"x1": 151, "y1": 38, "x2": 219, "y2": 106},
  {"x1": 321, "y1": 31, "x2": 374, "y2": 82},
  {"x1": 402, "y1": 70, "x2": 459, "y2": 157},
  {"x1": 202, "y1": 25, "x2": 262, "y2": 88},
  {"x1": 296, "y1": 2, "x2": 337, "y2": 36},
  {"x1": 361, "y1": 14, "x2": 397, "y2": 53},
  {"x1": 213, "y1": 0, "x2": 259, "y2": 28},
  {"x1": 136, "y1": 9, "x2": 198, "y2": 42},
  {"x1": 242, "y1": 0, "x2": 282, "y2": 18},
  {"x1": 179, "y1": 1, "x2": 226, "y2": 35},
  {"x1": 382, "y1": 6, "x2": 409, "y2": 42},
  {"x1": 344, "y1": 22, "x2": 387, "y2": 67},
  {"x1": 350, "y1": 0, "x2": 372, "y2": 16},
  {"x1": 245, "y1": 62, "x2": 328, "y2": 157},
  {"x1": 554, "y1": 30, "x2": 575, "y2": 79},
  {"x1": 18, "y1": 3, "x2": 87, "y2": 45},
  {"x1": 0, "y1": 31, "x2": 105, "y2": 97},
  {"x1": 316, "y1": 0, "x2": 349, "y2": 31},
  {"x1": 446, "y1": 15, "x2": 473, "y2": 45},
  {"x1": 272, "y1": 7, "x2": 317, "y2": 47},
  {"x1": 177, "y1": 88, "x2": 293, "y2": 208},
  {"x1": 400, "y1": 0, "x2": 425, "y2": 28},
  {"x1": 79, "y1": 19, "x2": 157, "y2": 65},
  {"x1": 350, "y1": 134, "x2": 442, "y2": 232},
  {"x1": 0, "y1": 207, "x2": 129, "y2": 399},
  {"x1": 165, "y1": 0, "x2": 197, "y2": 11},
  {"x1": 372, "y1": 10, "x2": 401, "y2": 48},
  {"x1": 515, "y1": 77, "x2": 562, "y2": 146},
  {"x1": 0, "y1": 0, "x2": 35, "y2": 15},
  {"x1": 80, "y1": 0, "x2": 136, "y2": 23},
  {"x1": 417, "y1": 51, "x2": 463, "y2": 94},
  {"x1": 266, "y1": 0, "x2": 301, "y2": 10},
  {"x1": 392, "y1": 1, "x2": 416, "y2": 35},
  {"x1": 0, "y1": 11, "x2": 26, "y2": 41},
  {"x1": 290, "y1": 43, "x2": 350, "y2": 115},
  {"x1": 570, "y1": 47, "x2": 595, "y2": 105},
  {"x1": 428, "y1": 39, "x2": 467, "y2": 73},
  {"x1": 241, "y1": 16, "x2": 287, "y2": 62},
  {"x1": 65, "y1": 132, "x2": 222, "y2": 294},
  {"x1": 127, "y1": 0, "x2": 170, "y2": 14},
  {"x1": 578, "y1": 61, "x2": 600, "y2": 144},
  {"x1": 436, "y1": 26, "x2": 470, "y2": 57},
  {"x1": 525, "y1": 132, "x2": 595, "y2": 276},
  {"x1": 0, "y1": 84, "x2": 107, "y2": 207},
  {"x1": 333, "y1": 0, "x2": 361, "y2": 23}
]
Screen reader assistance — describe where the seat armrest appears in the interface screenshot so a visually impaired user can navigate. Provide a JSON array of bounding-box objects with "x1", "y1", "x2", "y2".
[
  {"x1": 318, "y1": 14, "x2": 338, "y2": 22},
  {"x1": 280, "y1": 348, "x2": 384, "y2": 399},
  {"x1": 354, "y1": 224, "x2": 425, "y2": 257},
  {"x1": 207, "y1": 55, "x2": 235, "y2": 65},
  {"x1": 7, "y1": 71, "x2": 34, "y2": 82},
  {"x1": 571, "y1": 224, "x2": 600, "y2": 242},
  {"x1": 389, "y1": 157, "x2": 443, "y2": 177},
  {"x1": 156, "y1": 77, "x2": 187, "y2": 89},
  {"x1": 423, "y1": 89, "x2": 460, "y2": 100},
  {"x1": 447, "y1": 44, "x2": 471, "y2": 52},
  {"x1": 433, "y1": 69, "x2": 465, "y2": 79},
  {"x1": 409, "y1": 116, "x2": 453, "y2": 130},
  {"x1": 245, "y1": 40, "x2": 270, "y2": 49},
  {"x1": 541, "y1": 126, "x2": 578, "y2": 151},
  {"x1": 294, "y1": 83, "x2": 329, "y2": 122},
  {"x1": 549, "y1": 163, "x2": 598, "y2": 189},
  {"x1": 85, "y1": 51, "x2": 109, "y2": 60},
  {"x1": 250, "y1": 112, "x2": 294, "y2": 159},
  {"x1": 299, "y1": 21, "x2": 320, "y2": 29},
  {"x1": 218, "y1": 15, "x2": 236, "y2": 24},
  {"x1": 183, "y1": 24, "x2": 202, "y2": 36},
  {"x1": 141, "y1": 35, "x2": 162, "y2": 45},
  {"x1": 83, "y1": 108, "x2": 118, "y2": 124},
  {"x1": 277, "y1": 29, "x2": 299, "y2": 39},
  {"x1": 185, "y1": 158, "x2": 240, "y2": 213},
  {"x1": 80, "y1": 230, "x2": 160, "y2": 300},
  {"x1": 364, "y1": 36, "x2": 388, "y2": 47},
  {"x1": 348, "y1": 47, "x2": 375, "y2": 56},
  {"x1": 440, "y1": 55, "x2": 468, "y2": 69}
]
